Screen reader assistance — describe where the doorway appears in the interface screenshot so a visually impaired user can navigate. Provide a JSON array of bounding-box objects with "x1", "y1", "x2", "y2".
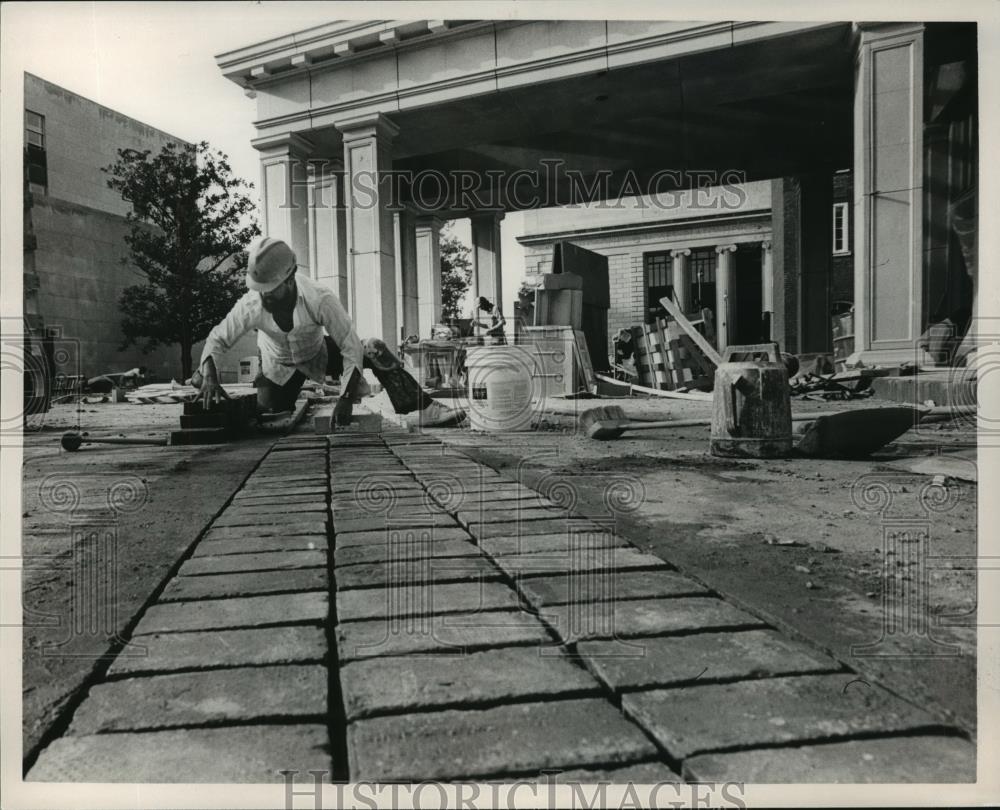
[{"x1": 731, "y1": 244, "x2": 764, "y2": 345}]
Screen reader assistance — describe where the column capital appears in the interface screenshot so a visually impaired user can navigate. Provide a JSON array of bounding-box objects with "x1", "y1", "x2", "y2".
[
  {"x1": 761, "y1": 240, "x2": 772, "y2": 252},
  {"x1": 670, "y1": 248, "x2": 692, "y2": 258},
  {"x1": 715, "y1": 243, "x2": 738, "y2": 254},
  {"x1": 469, "y1": 210, "x2": 506, "y2": 225},
  {"x1": 336, "y1": 112, "x2": 400, "y2": 143},
  {"x1": 415, "y1": 214, "x2": 445, "y2": 231},
  {"x1": 254, "y1": 131, "x2": 315, "y2": 159}
]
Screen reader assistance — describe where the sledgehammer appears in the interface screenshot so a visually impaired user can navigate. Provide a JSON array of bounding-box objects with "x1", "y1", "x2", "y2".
[{"x1": 61, "y1": 431, "x2": 167, "y2": 452}]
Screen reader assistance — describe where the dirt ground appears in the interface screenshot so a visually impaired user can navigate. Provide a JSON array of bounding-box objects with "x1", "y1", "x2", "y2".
[
  {"x1": 420, "y1": 394, "x2": 979, "y2": 734},
  {"x1": 17, "y1": 401, "x2": 274, "y2": 760}
]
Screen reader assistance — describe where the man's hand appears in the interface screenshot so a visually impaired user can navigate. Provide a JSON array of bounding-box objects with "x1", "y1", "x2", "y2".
[
  {"x1": 197, "y1": 358, "x2": 230, "y2": 410},
  {"x1": 333, "y1": 396, "x2": 354, "y2": 429}
]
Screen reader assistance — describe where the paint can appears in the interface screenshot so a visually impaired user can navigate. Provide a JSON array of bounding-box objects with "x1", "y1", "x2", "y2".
[{"x1": 465, "y1": 345, "x2": 539, "y2": 432}]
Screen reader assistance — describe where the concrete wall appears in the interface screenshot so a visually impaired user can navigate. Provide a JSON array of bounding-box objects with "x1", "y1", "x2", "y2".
[{"x1": 24, "y1": 73, "x2": 257, "y2": 381}]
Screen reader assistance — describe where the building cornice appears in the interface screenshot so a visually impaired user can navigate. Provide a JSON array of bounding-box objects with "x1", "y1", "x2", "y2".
[
  {"x1": 516, "y1": 209, "x2": 771, "y2": 246},
  {"x1": 225, "y1": 20, "x2": 847, "y2": 135}
]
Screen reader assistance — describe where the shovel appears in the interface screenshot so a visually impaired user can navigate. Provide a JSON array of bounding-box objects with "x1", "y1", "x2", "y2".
[{"x1": 578, "y1": 405, "x2": 842, "y2": 441}]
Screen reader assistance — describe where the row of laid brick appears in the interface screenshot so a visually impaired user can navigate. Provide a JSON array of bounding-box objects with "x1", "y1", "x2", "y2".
[
  {"x1": 333, "y1": 438, "x2": 682, "y2": 781},
  {"x1": 333, "y1": 436, "x2": 974, "y2": 783},
  {"x1": 28, "y1": 434, "x2": 337, "y2": 782}
]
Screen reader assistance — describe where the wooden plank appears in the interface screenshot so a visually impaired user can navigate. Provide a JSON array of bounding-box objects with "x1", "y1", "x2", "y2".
[
  {"x1": 573, "y1": 330, "x2": 597, "y2": 393},
  {"x1": 659, "y1": 296, "x2": 722, "y2": 367}
]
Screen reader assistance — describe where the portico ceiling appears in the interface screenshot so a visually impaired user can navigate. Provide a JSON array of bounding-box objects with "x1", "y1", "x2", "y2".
[{"x1": 220, "y1": 20, "x2": 855, "y2": 213}]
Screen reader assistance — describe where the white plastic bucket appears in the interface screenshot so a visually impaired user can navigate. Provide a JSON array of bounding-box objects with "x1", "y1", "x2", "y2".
[{"x1": 465, "y1": 345, "x2": 539, "y2": 432}]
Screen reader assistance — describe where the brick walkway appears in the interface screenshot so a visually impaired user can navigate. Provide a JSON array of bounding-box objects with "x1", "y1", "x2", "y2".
[{"x1": 28, "y1": 431, "x2": 975, "y2": 783}]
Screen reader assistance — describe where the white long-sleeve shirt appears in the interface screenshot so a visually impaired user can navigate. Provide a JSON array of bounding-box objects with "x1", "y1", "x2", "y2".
[{"x1": 199, "y1": 273, "x2": 363, "y2": 390}]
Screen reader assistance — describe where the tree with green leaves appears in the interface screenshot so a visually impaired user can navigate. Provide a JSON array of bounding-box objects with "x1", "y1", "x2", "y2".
[
  {"x1": 104, "y1": 141, "x2": 260, "y2": 378},
  {"x1": 439, "y1": 222, "x2": 472, "y2": 321}
]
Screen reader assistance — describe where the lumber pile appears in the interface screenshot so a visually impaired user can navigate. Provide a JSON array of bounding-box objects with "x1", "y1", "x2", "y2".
[{"x1": 631, "y1": 316, "x2": 716, "y2": 392}]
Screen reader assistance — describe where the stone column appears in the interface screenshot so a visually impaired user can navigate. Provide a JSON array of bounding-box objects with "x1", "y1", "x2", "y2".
[
  {"x1": 415, "y1": 215, "x2": 444, "y2": 339},
  {"x1": 307, "y1": 160, "x2": 348, "y2": 303},
  {"x1": 395, "y1": 206, "x2": 420, "y2": 339},
  {"x1": 761, "y1": 240, "x2": 774, "y2": 340},
  {"x1": 853, "y1": 23, "x2": 925, "y2": 364},
  {"x1": 670, "y1": 248, "x2": 692, "y2": 313},
  {"x1": 715, "y1": 244, "x2": 738, "y2": 352},
  {"x1": 258, "y1": 133, "x2": 313, "y2": 272},
  {"x1": 471, "y1": 212, "x2": 505, "y2": 308},
  {"x1": 337, "y1": 113, "x2": 399, "y2": 341}
]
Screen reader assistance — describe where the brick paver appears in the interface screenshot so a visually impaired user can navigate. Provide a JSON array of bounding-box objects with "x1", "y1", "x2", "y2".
[
  {"x1": 519, "y1": 569, "x2": 706, "y2": 606},
  {"x1": 161, "y1": 568, "x2": 327, "y2": 601},
  {"x1": 68, "y1": 665, "x2": 327, "y2": 733},
  {"x1": 348, "y1": 698, "x2": 659, "y2": 781},
  {"x1": 682, "y1": 734, "x2": 976, "y2": 782},
  {"x1": 339, "y1": 647, "x2": 601, "y2": 720},
  {"x1": 27, "y1": 433, "x2": 973, "y2": 784},
  {"x1": 28, "y1": 725, "x2": 331, "y2": 782},
  {"x1": 622, "y1": 673, "x2": 940, "y2": 759},
  {"x1": 133, "y1": 592, "x2": 327, "y2": 634},
  {"x1": 336, "y1": 581, "x2": 522, "y2": 622},
  {"x1": 336, "y1": 610, "x2": 554, "y2": 662},
  {"x1": 109, "y1": 625, "x2": 327, "y2": 675},
  {"x1": 579, "y1": 629, "x2": 841, "y2": 690},
  {"x1": 179, "y1": 549, "x2": 326, "y2": 576}
]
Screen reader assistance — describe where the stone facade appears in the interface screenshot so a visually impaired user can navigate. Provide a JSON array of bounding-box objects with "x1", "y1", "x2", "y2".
[{"x1": 518, "y1": 182, "x2": 773, "y2": 354}]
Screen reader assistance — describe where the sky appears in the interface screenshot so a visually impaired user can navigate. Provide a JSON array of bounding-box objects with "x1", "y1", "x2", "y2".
[{"x1": 2, "y1": 1, "x2": 526, "y2": 317}]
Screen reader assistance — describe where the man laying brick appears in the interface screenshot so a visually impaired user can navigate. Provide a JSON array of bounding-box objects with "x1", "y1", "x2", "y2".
[{"x1": 194, "y1": 237, "x2": 465, "y2": 429}]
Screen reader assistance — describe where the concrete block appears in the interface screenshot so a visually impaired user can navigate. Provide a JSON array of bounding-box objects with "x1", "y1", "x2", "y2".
[
  {"x1": 455, "y1": 506, "x2": 566, "y2": 528},
  {"x1": 580, "y1": 629, "x2": 839, "y2": 690},
  {"x1": 335, "y1": 538, "x2": 481, "y2": 567},
  {"x1": 336, "y1": 554, "x2": 500, "y2": 590},
  {"x1": 110, "y1": 625, "x2": 327, "y2": 676},
  {"x1": 179, "y1": 550, "x2": 326, "y2": 577},
  {"x1": 179, "y1": 412, "x2": 228, "y2": 429},
  {"x1": 133, "y1": 592, "x2": 328, "y2": 634},
  {"x1": 169, "y1": 427, "x2": 230, "y2": 445},
  {"x1": 233, "y1": 492, "x2": 327, "y2": 506},
  {"x1": 160, "y1": 568, "x2": 327, "y2": 601},
  {"x1": 316, "y1": 411, "x2": 383, "y2": 435},
  {"x1": 494, "y1": 547, "x2": 668, "y2": 580},
  {"x1": 622, "y1": 673, "x2": 940, "y2": 759},
  {"x1": 203, "y1": 521, "x2": 328, "y2": 540},
  {"x1": 334, "y1": 527, "x2": 472, "y2": 549},
  {"x1": 219, "y1": 502, "x2": 327, "y2": 518},
  {"x1": 520, "y1": 569, "x2": 708, "y2": 607},
  {"x1": 332, "y1": 504, "x2": 447, "y2": 521},
  {"x1": 27, "y1": 724, "x2": 331, "y2": 782},
  {"x1": 683, "y1": 734, "x2": 975, "y2": 783},
  {"x1": 465, "y1": 519, "x2": 579, "y2": 539},
  {"x1": 68, "y1": 665, "x2": 327, "y2": 734},
  {"x1": 330, "y1": 481, "x2": 423, "y2": 496},
  {"x1": 544, "y1": 597, "x2": 765, "y2": 644},
  {"x1": 213, "y1": 511, "x2": 328, "y2": 529},
  {"x1": 348, "y1": 698, "x2": 657, "y2": 781},
  {"x1": 333, "y1": 514, "x2": 457, "y2": 534},
  {"x1": 195, "y1": 534, "x2": 327, "y2": 557},
  {"x1": 337, "y1": 581, "x2": 522, "y2": 622},
  {"x1": 481, "y1": 532, "x2": 627, "y2": 558},
  {"x1": 340, "y1": 647, "x2": 600, "y2": 720},
  {"x1": 336, "y1": 610, "x2": 553, "y2": 662}
]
